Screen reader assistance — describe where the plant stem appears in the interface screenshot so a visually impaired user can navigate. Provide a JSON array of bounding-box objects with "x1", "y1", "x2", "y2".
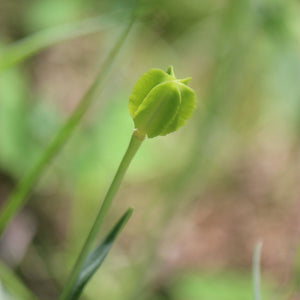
[
  {"x1": 0, "y1": 16, "x2": 136, "y2": 235},
  {"x1": 59, "y1": 129, "x2": 145, "y2": 300},
  {"x1": 253, "y1": 241, "x2": 263, "y2": 300}
]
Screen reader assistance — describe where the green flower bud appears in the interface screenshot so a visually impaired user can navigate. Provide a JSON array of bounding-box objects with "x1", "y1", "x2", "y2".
[{"x1": 129, "y1": 66, "x2": 196, "y2": 138}]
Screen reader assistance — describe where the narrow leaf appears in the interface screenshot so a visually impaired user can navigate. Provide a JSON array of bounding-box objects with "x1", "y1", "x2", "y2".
[
  {"x1": 69, "y1": 208, "x2": 133, "y2": 300},
  {"x1": 0, "y1": 260, "x2": 37, "y2": 300},
  {"x1": 0, "y1": 12, "x2": 125, "y2": 73},
  {"x1": 0, "y1": 14, "x2": 135, "y2": 235}
]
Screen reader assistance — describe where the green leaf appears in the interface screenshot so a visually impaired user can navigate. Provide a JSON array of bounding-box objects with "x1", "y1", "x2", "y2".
[
  {"x1": 129, "y1": 69, "x2": 173, "y2": 118},
  {"x1": 0, "y1": 14, "x2": 135, "y2": 235},
  {"x1": 0, "y1": 14, "x2": 118, "y2": 73},
  {"x1": 69, "y1": 208, "x2": 133, "y2": 300},
  {"x1": 169, "y1": 271, "x2": 276, "y2": 300},
  {"x1": 133, "y1": 81, "x2": 181, "y2": 138},
  {"x1": 0, "y1": 260, "x2": 37, "y2": 300}
]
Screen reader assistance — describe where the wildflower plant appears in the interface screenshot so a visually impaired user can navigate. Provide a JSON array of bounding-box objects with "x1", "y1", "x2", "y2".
[
  {"x1": 60, "y1": 66, "x2": 196, "y2": 299},
  {"x1": 0, "y1": 9, "x2": 196, "y2": 297}
]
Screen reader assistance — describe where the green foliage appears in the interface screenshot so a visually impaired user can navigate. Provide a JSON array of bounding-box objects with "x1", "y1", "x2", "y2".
[
  {"x1": 69, "y1": 208, "x2": 133, "y2": 300},
  {"x1": 166, "y1": 271, "x2": 276, "y2": 300},
  {"x1": 0, "y1": 15, "x2": 115, "y2": 73},
  {"x1": 0, "y1": 0, "x2": 300, "y2": 299},
  {"x1": 0, "y1": 261, "x2": 37, "y2": 300},
  {"x1": 23, "y1": 0, "x2": 83, "y2": 31},
  {"x1": 129, "y1": 66, "x2": 196, "y2": 138},
  {"x1": 0, "y1": 68, "x2": 32, "y2": 174},
  {"x1": 59, "y1": 131, "x2": 143, "y2": 300},
  {"x1": 61, "y1": 63, "x2": 195, "y2": 300},
  {"x1": 0, "y1": 14, "x2": 136, "y2": 235}
]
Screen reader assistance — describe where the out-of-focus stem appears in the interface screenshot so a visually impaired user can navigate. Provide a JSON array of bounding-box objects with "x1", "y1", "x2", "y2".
[{"x1": 0, "y1": 15, "x2": 136, "y2": 235}]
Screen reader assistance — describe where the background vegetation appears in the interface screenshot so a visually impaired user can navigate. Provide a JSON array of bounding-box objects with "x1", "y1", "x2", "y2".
[{"x1": 0, "y1": 0, "x2": 300, "y2": 299}]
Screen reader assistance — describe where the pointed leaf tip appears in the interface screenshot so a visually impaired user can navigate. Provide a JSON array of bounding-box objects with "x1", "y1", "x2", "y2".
[
  {"x1": 179, "y1": 77, "x2": 192, "y2": 85},
  {"x1": 166, "y1": 65, "x2": 175, "y2": 77},
  {"x1": 69, "y1": 208, "x2": 133, "y2": 299}
]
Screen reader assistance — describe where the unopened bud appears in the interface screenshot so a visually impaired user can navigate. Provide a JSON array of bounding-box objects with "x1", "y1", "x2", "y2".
[{"x1": 129, "y1": 66, "x2": 196, "y2": 138}]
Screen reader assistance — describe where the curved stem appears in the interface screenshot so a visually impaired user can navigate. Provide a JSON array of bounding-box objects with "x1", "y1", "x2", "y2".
[
  {"x1": 0, "y1": 16, "x2": 136, "y2": 235},
  {"x1": 59, "y1": 130, "x2": 144, "y2": 300}
]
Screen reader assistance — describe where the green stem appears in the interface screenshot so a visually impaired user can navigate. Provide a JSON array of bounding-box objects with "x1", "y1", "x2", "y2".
[
  {"x1": 59, "y1": 130, "x2": 144, "y2": 300},
  {"x1": 253, "y1": 241, "x2": 263, "y2": 300},
  {"x1": 0, "y1": 16, "x2": 136, "y2": 235}
]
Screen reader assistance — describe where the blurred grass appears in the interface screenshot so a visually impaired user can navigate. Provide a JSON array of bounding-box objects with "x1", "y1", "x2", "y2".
[
  {"x1": 0, "y1": 0, "x2": 300, "y2": 299},
  {"x1": 0, "y1": 15, "x2": 117, "y2": 73},
  {"x1": 167, "y1": 271, "x2": 276, "y2": 300},
  {"x1": 0, "y1": 260, "x2": 37, "y2": 300},
  {"x1": 0, "y1": 9, "x2": 136, "y2": 234}
]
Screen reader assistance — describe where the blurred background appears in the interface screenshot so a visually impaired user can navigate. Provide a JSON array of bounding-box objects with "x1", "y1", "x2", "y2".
[{"x1": 1, "y1": 0, "x2": 300, "y2": 299}]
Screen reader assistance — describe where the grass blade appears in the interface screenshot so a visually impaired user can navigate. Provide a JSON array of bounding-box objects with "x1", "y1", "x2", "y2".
[
  {"x1": 0, "y1": 13, "x2": 136, "y2": 235},
  {"x1": 69, "y1": 208, "x2": 133, "y2": 300},
  {"x1": 0, "y1": 12, "x2": 126, "y2": 73},
  {"x1": 252, "y1": 241, "x2": 263, "y2": 300},
  {"x1": 0, "y1": 260, "x2": 37, "y2": 300}
]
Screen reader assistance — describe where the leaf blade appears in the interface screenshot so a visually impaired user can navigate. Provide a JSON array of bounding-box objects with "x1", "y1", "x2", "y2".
[
  {"x1": 0, "y1": 12, "x2": 126, "y2": 73},
  {"x1": 0, "y1": 260, "x2": 38, "y2": 300},
  {"x1": 69, "y1": 208, "x2": 133, "y2": 300}
]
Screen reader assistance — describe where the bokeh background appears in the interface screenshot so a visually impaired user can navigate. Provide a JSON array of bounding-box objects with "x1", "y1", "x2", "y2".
[{"x1": 1, "y1": 0, "x2": 300, "y2": 299}]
